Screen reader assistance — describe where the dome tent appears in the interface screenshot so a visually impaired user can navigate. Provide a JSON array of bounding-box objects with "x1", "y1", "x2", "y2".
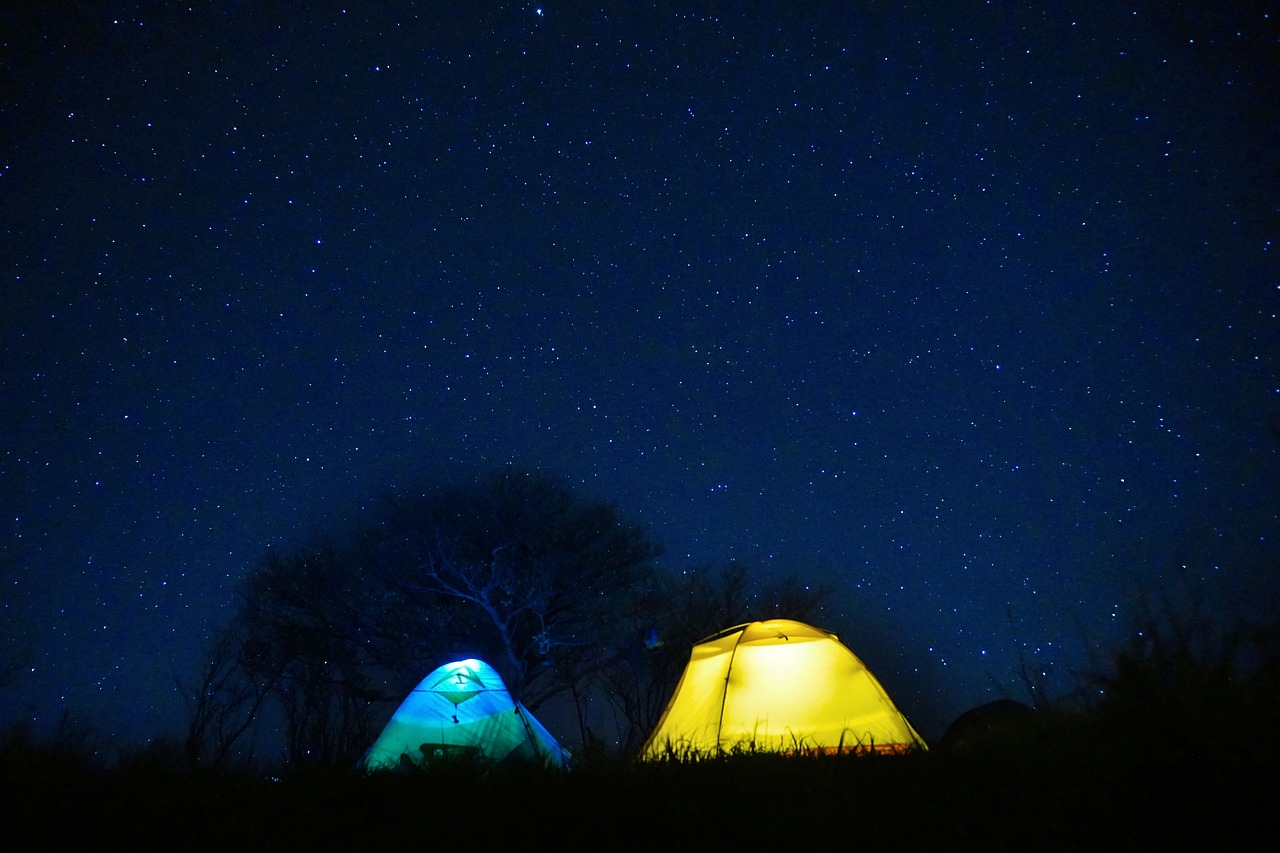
[
  {"x1": 641, "y1": 619, "x2": 926, "y2": 759},
  {"x1": 362, "y1": 658, "x2": 570, "y2": 770}
]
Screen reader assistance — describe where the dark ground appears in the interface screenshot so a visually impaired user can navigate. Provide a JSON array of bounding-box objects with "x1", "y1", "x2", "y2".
[{"x1": 4, "y1": 703, "x2": 1276, "y2": 851}]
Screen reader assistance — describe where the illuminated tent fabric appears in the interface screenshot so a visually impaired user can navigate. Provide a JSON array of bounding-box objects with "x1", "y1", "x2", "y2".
[
  {"x1": 362, "y1": 658, "x2": 571, "y2": 770},
  {"x1": 640, "y1": 619, "x2": 926, "y2": 758}
]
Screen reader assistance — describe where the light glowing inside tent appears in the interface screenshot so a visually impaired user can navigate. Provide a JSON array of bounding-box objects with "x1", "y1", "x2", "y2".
[
  {"x1": 361, "y1": 658, "x2": 572, "y2": 770},
  {"x1": 430, "y1": 660, "x2": 487, "y2": 706},
  {"x1": 641, "y1": 619, "x2": 926, "y2": 758}
]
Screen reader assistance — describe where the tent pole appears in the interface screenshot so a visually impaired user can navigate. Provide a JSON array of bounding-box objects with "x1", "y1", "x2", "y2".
[{"x1": 714, "y1": 630, "x2": 745, "y2": 757}]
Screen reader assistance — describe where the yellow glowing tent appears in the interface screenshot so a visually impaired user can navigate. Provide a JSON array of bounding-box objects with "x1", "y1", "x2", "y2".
[
  {"x1": 640, "y1": 619, "x2": 926, "y2": 758},
  {"x1": 362, "y1": 658, "x2": 571, "y2": 770}
]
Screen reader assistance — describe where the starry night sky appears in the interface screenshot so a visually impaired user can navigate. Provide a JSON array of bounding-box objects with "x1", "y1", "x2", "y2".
[{"x1": 3, "y1": 2, "x2": 1278, "y2": 748}]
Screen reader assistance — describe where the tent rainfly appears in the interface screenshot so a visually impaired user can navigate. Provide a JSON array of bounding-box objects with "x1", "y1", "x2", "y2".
[
  {"x1": 641, "y1": 619, "x2": 926, "y2": 758},
  {"x1": 362, "y1": 658, "x2": 571, "y2": 770}
]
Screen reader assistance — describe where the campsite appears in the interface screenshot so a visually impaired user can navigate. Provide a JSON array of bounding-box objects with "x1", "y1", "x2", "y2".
[
  {"x1": 6, "y1": 3, "x2": 1277, "y2": 847},
  {"x1": 4, "y1": 616, "x2": 1277, "y2": 848}
]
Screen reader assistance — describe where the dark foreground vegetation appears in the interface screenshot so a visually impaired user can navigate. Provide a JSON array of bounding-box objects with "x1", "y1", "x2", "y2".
[
  {"x1": 5, "y1": 688, "x2": 1277, "y2": 851},
  {"x1": 6, "y1": 593, "x2": 1280, "y2": 849}
]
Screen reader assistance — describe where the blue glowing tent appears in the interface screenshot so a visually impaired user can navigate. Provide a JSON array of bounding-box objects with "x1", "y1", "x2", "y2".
[{"x1": 361, "y1": 658, "x2": 571, "y2": 770}]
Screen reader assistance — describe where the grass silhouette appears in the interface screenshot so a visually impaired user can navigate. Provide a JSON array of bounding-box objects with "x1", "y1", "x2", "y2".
[{"x1": 4, "y1": 607, "x2": 1278, "y2": 848}]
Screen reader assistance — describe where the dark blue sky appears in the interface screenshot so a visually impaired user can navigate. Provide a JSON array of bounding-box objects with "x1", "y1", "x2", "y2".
[{"x1": 3, "y1": 2, "x2": 1277, "y2": 747}]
